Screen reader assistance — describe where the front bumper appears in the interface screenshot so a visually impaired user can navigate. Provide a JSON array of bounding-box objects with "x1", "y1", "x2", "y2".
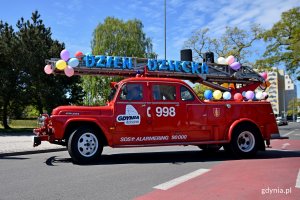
[{"x1": 33, "y1": 114, "x2": 52, "y2": 147}]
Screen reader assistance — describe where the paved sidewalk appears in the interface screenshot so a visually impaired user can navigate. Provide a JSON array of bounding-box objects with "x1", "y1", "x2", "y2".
[{"x1": 0, "y1": 132, "x2": 66, "y2": 156}]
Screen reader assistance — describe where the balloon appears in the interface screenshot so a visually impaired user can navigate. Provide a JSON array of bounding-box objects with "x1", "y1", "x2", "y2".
[
  {"x1": 262, "y1": 92, "x2": 268, "y2": 98},
  {"x1": 230, "y1": 62, "x2": 241, "y2": 70},
  {"x1": 221, "y1": 83, "x2": 229, "y2": 88},
  {"x1": 223, "y1": 91, "x2": 232, "y2": 100},
  {"x1": 234, "y1": 93, "x2": 243, "y2": 101},
  {"x1": 56, "y1": 60, "x2": 67, "y2": 70},
  {"x1": 213, "y1": 90, "x2": 222, "y2": 100},
  {"x1": 60, "y1": 49, "x2": 70, "y2": 61},
  {"x1": 245, "y1": 91, "x2": 254, "y2": 100},
  {"x1": 255, "y1": 91, "x2": 263, "y2": 100},
  {"x1": 242, "y1": 91, "x2": 246, "y2": 97},
  {"x1": 64, "y1": 66, "x2": 74, "y2": 77},
  {"x1": 204, "y1": 90, "x2": 213, "y2": 100},
  {"x1": 229, "y1": 83, "x2": 235, "y2": 89},
  {"x1": 260, "y1": 72, "x2": 268, "y2": 80},
  {"x1": 217, "y1": 57, "x2": 227, "y2": 65},
  {"x1": 44, "y1": 64, "x2": 53, "y2": 74},
  {"x1": 226, "y1": 55, "x2": 235, "y2": 65},
  {"x1": 75, "y1": 51, "x2": 84, "y2": 60},
  {"x1": 260, "y1": 81, "x2": 271, "y2": 89},
  {"x1": 68, "y1": 58, "x2": 79, "y2": 68}
]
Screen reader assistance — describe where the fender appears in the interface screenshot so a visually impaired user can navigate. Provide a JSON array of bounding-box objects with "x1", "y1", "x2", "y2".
[
  {"x1": 64, "y1": 117, "x2": 112, "y2": 145},
  {"x1": 227, "y1": 118, "x2": 261, "y2": 141}
]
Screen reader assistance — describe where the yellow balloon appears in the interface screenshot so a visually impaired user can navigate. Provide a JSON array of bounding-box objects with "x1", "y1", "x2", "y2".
[
  {"x1": 56, "y1": 60, "x2": 67, "y2": 70},
  {"x1": 213, "y1": 90, "x2": 222, "y2": 100}
]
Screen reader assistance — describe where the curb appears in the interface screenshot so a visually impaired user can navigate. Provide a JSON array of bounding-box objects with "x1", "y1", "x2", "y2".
[{"x1": 0, "y1": 147, "x2": 67, "y2": 157}]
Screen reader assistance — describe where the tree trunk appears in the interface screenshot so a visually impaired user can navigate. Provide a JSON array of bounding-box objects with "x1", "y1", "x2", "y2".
[{"x1": 2, "y1": 101, "x2": 11, "y2": 129}]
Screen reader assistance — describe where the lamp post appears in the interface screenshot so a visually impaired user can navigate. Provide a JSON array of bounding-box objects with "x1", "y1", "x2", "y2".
[{"x1": 164, "y1": 0, "x2": 166, "y2": 60}]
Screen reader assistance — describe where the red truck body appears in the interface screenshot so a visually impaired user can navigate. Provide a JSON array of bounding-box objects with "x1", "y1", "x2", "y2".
[{"x1": 34, "y1": 77, "x2": 280, "y2": 163}]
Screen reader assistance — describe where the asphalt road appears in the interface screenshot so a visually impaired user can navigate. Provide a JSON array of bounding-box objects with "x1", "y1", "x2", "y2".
[{"x1": 0, "y1": 123, "x2": 300, "y2": 200}]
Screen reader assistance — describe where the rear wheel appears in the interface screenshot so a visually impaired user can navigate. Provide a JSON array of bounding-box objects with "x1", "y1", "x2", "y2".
[
  {"x1": 229, "y1": 126, "x2": 259, "y2": 157},
  {"x1": 68, "y1": 127, "x2": 103, "y2": 164}
]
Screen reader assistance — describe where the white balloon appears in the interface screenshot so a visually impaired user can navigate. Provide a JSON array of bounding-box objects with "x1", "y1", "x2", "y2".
[
  {"x1": 217, "y1": 57, "x2": 227, "y2": 64},
  {"x1": 255, "y1": 91, "x2": 263, "y2": 100}
]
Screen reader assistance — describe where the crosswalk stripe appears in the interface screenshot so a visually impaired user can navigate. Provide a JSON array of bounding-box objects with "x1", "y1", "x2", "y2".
[{"x1": 153, "y1": 168, "x2": 211, "y2": 190}]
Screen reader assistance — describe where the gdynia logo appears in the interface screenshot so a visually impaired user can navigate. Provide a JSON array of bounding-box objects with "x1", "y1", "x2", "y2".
[{"x1": 117, "y1": 105, "x2": 140, "y2": 125}]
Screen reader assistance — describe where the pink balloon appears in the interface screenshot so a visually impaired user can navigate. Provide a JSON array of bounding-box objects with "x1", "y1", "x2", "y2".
[
  {"x1": 233, "y1": 93, "x2": 243, "y2": 101},
  {"x1": 262, "y1": 92, "x2": 268, "y2": 98},
  {"x1": 226, "y1": 55, "x2": 235, "y2": 65},
  {"x1": 64, "y1": 66, "x2": 74, "y2": 77},
  {"x1": 44, "y1": 64, "x2": 53, "y2": 74},
  {"x1": 261, "y1": 72, "x2": 268, "y2": 80}
]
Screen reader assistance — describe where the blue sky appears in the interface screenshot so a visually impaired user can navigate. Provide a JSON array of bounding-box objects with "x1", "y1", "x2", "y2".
[{"x1": 1, "y1": 0, "x2": 300, "y2": 95}]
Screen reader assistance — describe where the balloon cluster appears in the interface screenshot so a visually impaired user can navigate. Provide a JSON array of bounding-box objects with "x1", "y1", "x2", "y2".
[
  {"x1": 44, "y1": 49, "x2": 83, "y2": 77},
  {"x1": 217, "y1": 55, "x2": 241, "y2": 71},
  {"x1": 204, "y1": 90, "x2": 268, "y2": 101}
]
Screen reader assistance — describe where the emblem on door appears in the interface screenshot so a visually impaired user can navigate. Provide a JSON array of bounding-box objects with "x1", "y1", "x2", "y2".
[{"x1": 213, "y1": 108, "x2": 221, "y2": 117}]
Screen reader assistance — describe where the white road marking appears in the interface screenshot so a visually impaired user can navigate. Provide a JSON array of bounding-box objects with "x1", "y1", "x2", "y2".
[
  {"x1": 268, "y1": 149, "x2": 298, "y2": 152},
  {"x1": 153, "y1": 168, "x2": 211, "y2": 190},
  {"x1": 281, "y1": 143, "x2": 291, "y2": 149},
  {"x1": 283, "y1": 131, "x2": 295, "y2": 137},
  {"x1": 296, "y1": 169, "x2": 300, "y2": 189}
]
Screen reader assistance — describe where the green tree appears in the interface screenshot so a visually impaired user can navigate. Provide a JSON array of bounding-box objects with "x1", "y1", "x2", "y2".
[
  {"x1": 256, "y1": 7, "x2": 300, "y2": 76},
  {"x1": 16, "y1": 11, "x2": 84, "y2": 114},
  {"x1": 0, "y1": 21, "x2": 23, "y2": 128},
  {"x1": 82, "y1": 17, "x2": 155, "y2": 105},
  {"x1": 287, "y1": 98, "x2": 300, "y2": 117},
  {"x1": 193, "y1": 83, "x2": 212, "y2": 99},
  {"x1": 184, "y1": 25, "x2": 263, "y2": 64}
]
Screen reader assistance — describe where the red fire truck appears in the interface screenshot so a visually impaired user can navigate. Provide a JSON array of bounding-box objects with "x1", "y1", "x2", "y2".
[{"x1": 33, "y1": 51, "x2": 285, "y2": 164}]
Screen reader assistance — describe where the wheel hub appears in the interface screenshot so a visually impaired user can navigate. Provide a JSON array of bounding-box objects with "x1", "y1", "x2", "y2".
[
  {"x1": 237, "y1": 131, "x2": 255, "y2": 152},
  {"x1": 77, "y1": 133, "x2": 98, "y2": 157}
]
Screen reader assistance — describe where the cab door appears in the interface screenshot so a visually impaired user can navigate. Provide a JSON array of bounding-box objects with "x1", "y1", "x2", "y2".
[
  {"x1": 113, "y1": 82, "x2": 152, "y2": 146},
  {"x1": 149, "y1": 83, "x2": 185, "y2": 143},
  {"x1": 180, "y1": 85, "x2": 211, "y2": 141}
]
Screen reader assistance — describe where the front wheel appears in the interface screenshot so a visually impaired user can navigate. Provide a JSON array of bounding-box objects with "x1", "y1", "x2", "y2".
[
  {"x1": 229, "y1": 126, "x2": 259, "y2": 158},
  {"x1": 68, "y1": 127, "x2": 103, "y2": 164}
]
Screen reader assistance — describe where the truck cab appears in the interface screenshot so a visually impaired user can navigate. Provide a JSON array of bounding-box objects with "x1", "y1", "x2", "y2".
[{"x1": 34, "y1": 77, "x2": 280, "y2": 164}]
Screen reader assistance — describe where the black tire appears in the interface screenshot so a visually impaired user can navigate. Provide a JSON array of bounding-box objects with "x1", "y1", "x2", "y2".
[
  {"x1": 68, "y1": 127, "x2": 103, "y2": 164},
  {"x1": 198, "y1": 144, "x2": 221, "y2": 152},
  {"x1": 228, "y1": 126, "x2": 259, "y2": 158}
]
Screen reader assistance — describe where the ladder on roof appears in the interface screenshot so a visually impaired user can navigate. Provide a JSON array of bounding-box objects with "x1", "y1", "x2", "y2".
[{"x1": 45, "y1": 56, "x2": 265, "y2": 93}]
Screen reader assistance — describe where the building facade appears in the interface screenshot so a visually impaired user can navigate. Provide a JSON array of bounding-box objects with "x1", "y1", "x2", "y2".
[{"x1": 262, "y1": 69, "x2": 297, "y2": 117}]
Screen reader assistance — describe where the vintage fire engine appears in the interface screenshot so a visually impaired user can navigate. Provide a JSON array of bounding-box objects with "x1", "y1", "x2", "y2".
[{"x1": 33, "y1": 51, "x2": 285, "y2": 163}]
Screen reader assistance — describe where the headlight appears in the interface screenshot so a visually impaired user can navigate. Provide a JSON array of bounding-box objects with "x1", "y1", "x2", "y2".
[{"x1": 37, "y1": 114, "x2": 49, "y2": 127}]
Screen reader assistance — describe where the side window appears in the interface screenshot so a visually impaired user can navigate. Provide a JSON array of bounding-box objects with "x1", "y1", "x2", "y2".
[
  {"x1": 119, "y1": 83, "x2": 143, "y2": 101},
  {"x1": 152, "y1": 84, "x2": 176, "y2": 101},
  {"x1": 180, "y1": 86, "x2": 195, "y2": 101}
]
